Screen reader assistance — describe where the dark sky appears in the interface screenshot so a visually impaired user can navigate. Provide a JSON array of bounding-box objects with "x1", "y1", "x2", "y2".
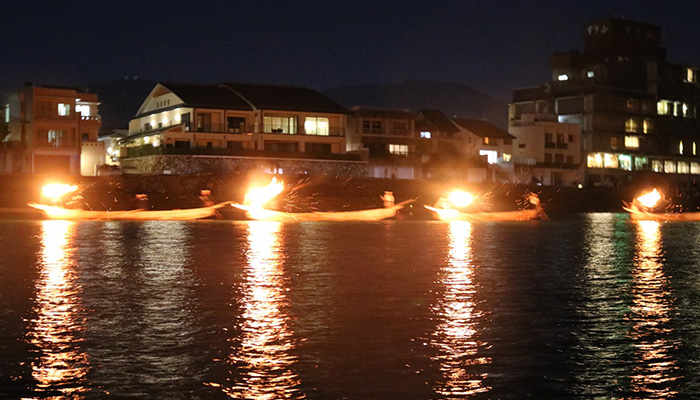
[{"x1": 3, "y1": 0, "x2": 700, "y2": 101}]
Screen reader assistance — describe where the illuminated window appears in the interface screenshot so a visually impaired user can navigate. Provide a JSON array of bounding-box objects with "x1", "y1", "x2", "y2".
[
  {"x1": 683, "y1": 103, "x2": 689, "y2": 117},
  {"x1": 479, "y1": 149, "x2": 498, "y2": 164},
  {"x1": 420, "y1": 131, "x2": 431, "y2": 139},
  {"x1": 625, "y1": 118, "x2": 638, "y2": 133},
  {"x1": 691, "y1": 162, "x2": 700, "y2": 174},
  {"x1": 657, "y1": 100, "x2": 671, "y2": 115},
  {"x1": 587, "y1": 71, "x2": 595, "y2": 78},
  {"x1": 4, "y1": 103, "x2": 8, "y2": 123},
  {"x1": 502, "y1": 153, "x2": 512, "y2": 162},
  {"x1": 679, "y1": 141, "x2": 684, "y2": 154},
  {"x1": 304, "y1": 117, "x2": 329, "y2": 136},
  {"x1": 483, "y1": 137, "x2": 490, "y2": 145},
  {"x1": 643, "y1": 119, "x2": 651, "y2": 134},
  {"x1": 75, "y1": 104, "x2": 90, "y2": 117},
  {"x1": 587, "y1": 153, "x2": 603, "y2": 168},
  {"x1": 618, "y1": 155, "x2": 632, "y2": 171},
  {"x1": 362, "y1": 120, "x2": 382, "y2": 134},
  {"x1": 603, "y1": 153, "x2": 618, "y2": 169},
  {"x1": 558, "y1": 74, "x2": 569, "y2": 81},
  {"x1": 634, "y1": 157, "x2": 648, "y2": 170},
  {"x1": 48, "y1": 130, "x2": 65, "y2": 147},
  {"x1": 678, "y1": 161, "x2": 690, "y2": 174},
  {"x1": 58, "y1": 103, "x2": 70, "y2": 116},
  {"x1": 665, "y1": 160, "x2": 676, "y2": 173},
  {"x1": 694, "y1": 142, "x2": 697, "y2": 156},
  {"x1": 389, "y1": 144, "x2": 408, "y2": 156},
  {"x1": 687, "y1": 68, "x2": 697, "y2": 83},
  {"x1": 674, "y1": 102, "x2": 681, "y2": 117},
  {"x1": 624, "y1": 136, "x2": 639, "y2": 148},
  {"x1": 652, "y1": 160, "x2": 663, "y2": 172},
  {"x1": 264, "y1": 116, "x2": 297, "y2": 134}
]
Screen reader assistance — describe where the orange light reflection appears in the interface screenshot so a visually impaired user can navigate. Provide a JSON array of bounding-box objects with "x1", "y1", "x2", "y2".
[
  {"x1": 431, "y1": 221, "x2": 490, "y2": 397},
  {"x1": 29, "y1": 220, "x2": 89, "y2": 396},
  {"x1": 220, "y1": 221, "x2": 303, "y2": 399},
  {"x1": 628, "y1": 220, "x2": 680, "y2": 398}
]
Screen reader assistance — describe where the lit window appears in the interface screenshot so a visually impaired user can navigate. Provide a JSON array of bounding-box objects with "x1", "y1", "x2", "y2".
[
  {"x1": 652, "y1": 160, "x2": 663, "y2": 172},
  {"x1": 603, "y1": 153, "x2": 618, "y2": 169},
  {"x1": 587, "y1": 153, "x2": 604, "y2": 168},
  {"x1": 643, "y1": 119, "x2": 651, "y2": 134},
  {"x1": 479, "y1": 149, "x2": 498, "y2": 164},
  {"x1": 694, "y1": 142, "x2": 697, "y2": 155},
  {"x1": 389, "y1": 144, "x2": 408, "y2": 156},
  {"x1": 657, "y1": 100, "x2": 671, "y2": 115},
  {"x1": 634, "y1": 157, "x2": 648, "y2": 170},
  {"x1": 625, "y1": 118, "x2": 638, "y2": 133},
  {"x1": 618, "y1": 154, "x2": 632, "y2": 171},
  {"x1": 558, "y1": 74, "x2": 569, "y2": 81},
  {"x1": 150, "y1": 120, "x2": 156, "y2": 128},
  {"x1": 76, "y1": 104, "x2": 90, "y2": 117},
  {"x1": 674, "y1": 102, "x2": 681, "y2": 117},
  {"x1": 687, "y1": 68, "x2": 697, "y2": 83},
  {"x1": 664, "y1": 160, "x2": 676, "y2": 173},
  {"x1": 691, "y1": 162, "x2": 700, "y2": 174},
  {"x1": 58, "y1": 103, "x2": 70, "y2": 116},
  {"x1": 683, "y1": 103, "x2": 689, "y2": 117},
  {"x1": 162, "y1": 117, "x2": 169, "y2": 126},
  {"x1": 624, "y1": 136, "x2": 639, "y2": 148},
  {"x1": 264, "y1": 116, "x2": 298, "y2": 134},
  {"x1": 304, "y1": 117, "x2": 329, "y2": 136},
  {"x1": 420, "y1": 131, "x2": 431, "y2": 139},
  {"x1": 502, "y1": 153, "x2": 511, "y2": 162},
  {"x1": 483, "y1": 137, "x2": 490, "y2": 145},
  {"x1": 48, "y1": 130, "x2": 64, "y2": 146},
  {"x1": 587, "y1": 71, "x2": 595, "y2": 78},
  {"x1": 680, "y1": 141, "x2": 684, "y2": 154},
  {"x1": 678, "y1": 161, "x2": 690, "y2": 174}
]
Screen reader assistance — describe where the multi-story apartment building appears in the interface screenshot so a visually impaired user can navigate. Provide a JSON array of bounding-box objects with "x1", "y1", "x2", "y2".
[
  {"x1": 346, "y1": 106, "x2": 418, "y2": 179},
  {"x1": 2, "y1": 83, "x2": 103, "y2": 175},
  {"x1": 121, "y1": 82, "x2": 359, "y2": 174},
  {"x1": 510, "y1": 113, "x2": 581, "y2": 186},
  {"x1": 510, "y1": 18, "x2": 700, "y2": 187}
]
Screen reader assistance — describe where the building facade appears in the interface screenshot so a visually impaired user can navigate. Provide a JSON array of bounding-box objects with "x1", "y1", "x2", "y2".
[
  {"x1": 2, "y1": 83, "x2": 103, "y2": 175},
  {"x1": 510, "y1": 18, "x2": 700, "y2": 187}
]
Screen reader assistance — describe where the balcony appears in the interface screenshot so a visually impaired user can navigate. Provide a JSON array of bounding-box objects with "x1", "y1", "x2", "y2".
[
  {"x1": 184, "y1": 123, "x2": 345, "y2": 136},
  {"x1": 556, "y1": 142, "x2": 568, "y2": 149},
  {"x1": 124, "y1": 144, "x2": 361, "y2": 161}
]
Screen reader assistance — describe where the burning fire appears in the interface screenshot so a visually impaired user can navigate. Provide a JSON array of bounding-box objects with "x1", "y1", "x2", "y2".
[
  {"x1": 447, "y1": 190, "x2": 475, "y2": 208},
  {"x1": 636, "y1": 189, "x2": 661, "y2": 209},
  {"x1": 244, "y1": 178, "x2": 284, "y2": 208},
  {"x1": 42, "y1": 183, "x2": 78, "y2": 201}
]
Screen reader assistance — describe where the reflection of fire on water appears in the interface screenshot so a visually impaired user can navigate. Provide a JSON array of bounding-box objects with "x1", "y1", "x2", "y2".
[
  {"x1": 628, "y1": 220, "x2": 680, "y2": 398},
  {"x1": 28, "y1": 220, "x2": 89, "y2": 397},
  {"x1": 430, "y1": 221, "x2": 491, "y2": 397},
  {"x1": 218, "y1": 221, "x2": 303, "y2": 399}
]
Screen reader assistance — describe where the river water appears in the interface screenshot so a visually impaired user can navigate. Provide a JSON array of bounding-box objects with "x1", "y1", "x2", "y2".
[{"x1": 1, "y1": 215, "x2": 700, "y2": 399}]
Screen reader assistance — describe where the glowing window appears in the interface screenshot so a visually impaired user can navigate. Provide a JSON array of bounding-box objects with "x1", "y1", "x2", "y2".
[
  {"x1": 624, "y1": 136, "x2": 639, "y2": 148},
  {"x1": 634, "y1": 157, "x2": 648, "y2": 170},
  {"x1": 587, "y1": 153, "x2": 604, "y2": 168},
  {"x1": 694, "y1": 142, "x2": 697, "y2": 156},
  {"x1": 657, "y1": 100, "x2": 671, "y2": 115},
  {"x1": 389, "y1": 144, "x2": 408, "y2": 156},
  {"x1": 502, "y1": 153, "x2": 512, "y2": 162},
  {"x1": 587, "y1": 71, "x2": 595, "y2": 78},
  {"x1": 643, "y1": 119, "x2": 651, "y2": 134},
  {"x1": 479, "y1": 149, "x2": 498, "y2": 164},
  {"x1": 48, "y1": 130, "x2": 65, "y2": 147},
  {"x1": 680, "y1": 141, "x2": 684, "y2": 154},
  {"x1": 664, "y1": 160, "x2": 676, "y2": 173},
  {"x1": 674, "y1": 102, "x2": 681, "y2": 117},
  {"x1": 625, "y1": 119, "x2": 638, "y2": 133},
  {"x1": 483, "y1": 137, "x2": 490, "y2": 145},
  {"x1": 618, "y1": 155, "x2": 632, "y2": 171},
  {"x1": 603, "y1": 153, "x2": 618, "y2": 169},
  {"x1": 558, "y1": 74, "x2": 569, "y2": 81},
  {"x1": 687, "y1": 68, "x2": 697, "y2": 83},
  {"x1": 420, "y1": 131, "x2": 431, "y2": 139},
  {"x1": 304, "y1": 117, "x2": 329, "y2": 136},
  {"x1": 75, "y1": 104, "x2": 90, "y2": 117},
  {"x1": 264, "y1": 116, "x2": 297, "y2": 134},
  {"x1": 691, "y1": 162, "x2": 700, "y2": 174},
  {"x1": 683, "y1": 103, "x2": 689, "y2": 117},
  {"x1": 58, "y1": 103, "x2": 70, "y2": 116},
  {"x1": 652, "y1": 160, "x2": 663, "y2": 172},
  {"x1": 678, "y1": 161, "x2": 690, "y2": 174}
]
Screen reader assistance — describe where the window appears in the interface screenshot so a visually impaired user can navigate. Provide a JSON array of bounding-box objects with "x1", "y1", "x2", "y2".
[
  {"x1": 694, "y1": 142, "x2": 697, "y2": 156},
  {"x1": 58, "y1": 103, "x2": 70, "y2": 116},
  {"x1": 652, "y1": 160, "x2": 662, "y2": 172},
  {"x1": 643, "y1": 119, "x2": 651, "y2": 134},
  {"x1": 227, "y1": 117, "x2": 246, "y2": 133},
  {"x1": 5, "y1": 103, "x2": 10, "y2": 123},
  {"x1": 678, "y1": 161, "x2": 690, "y2": 174},
  {"x1": 389, "y1": 144, "x2": 408, "y2": 156},
  {"x1": 624, "y1": 136, "x2": 640, "y2": 148},
  {"x1": 391, "y1": 121, "x2": 409, "y2": 135},
  {"x1": 75, "y1": 104, "x2": 90, "y2": 117},
  {"x1": 483, "y1": 137, "x2": 490, "y2": 145},
  {"x1": 48, "y1": 130, "x2": 65, "y2": 147},
  {"x1": 479, "y1": 150, "x2": 498, "y2": 164},
  {"x1": 196, "y1": 113, "x2": 211, "y2": 132},
  {"x1": 555, "y1": 153, "x2": 564, "y2": 163},
  {"x1": 362, "y1": 120, "x2": 382, "y2": 134},
  {"x1": 81, "y1": 133, "x2": 89, "y2": 142},
  {"x1": 625, "y1": 118, "x2": 638, "y2": 133},
  {"x1": 604, "y1": 153, "x2": 618, "y2": 168},
  {"x1": 657, "y1": 100, "x2": 671, "y2": 115},
  {"x1": 568, "y1": 134, "x2": 574, "y2": 143},
  {"x1": 545, "y1": 133, "x2": 553, "y2": 144},
  {"x1": 618, "y1": 154, "x2": 632, "y2": 171},
  {"x1": 264, "y1": 116, "x2": 297, "y2": 134},
  {"x1": 587, "y1": 71, "x2": 595, "y2": 78},
  {"x1": 687, "y1": 68, "x2": 697, "y2": 83},
  {"x1": 420, "y1": 131, "x2": 431, "y2": 139},
  {"x1": 665, "y1": 160, "x2": 676, "y2": 173},
  {"x1": 691, "y1": 162, "x2": 700, "y2": 174},
  {"x1": 587, "y1": 153, "x2": 604, "y2": 168},
  {"x1": 635, "y1": 157, "x2": 648, "y2": 170},
  {"x1": 304, "y1": 117, "x2": 329, "y2": 136},
  {"x1": 558, "y1": 74, "x2": 569, "y2": 81},
  {"x1": 502, "y1": 153, "x2": 511, "y2": 162},
  {"x1": 679, "y1": 141, "x2": 684, "y2": 155}
]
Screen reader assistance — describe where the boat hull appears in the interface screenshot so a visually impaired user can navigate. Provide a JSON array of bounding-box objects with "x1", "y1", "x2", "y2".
[
  {"x1": 232, "y1": 200, "x2": 412, "y2": 221},
  {"x1": 624, "y1": 206, "x2": 700, "y2": 221},
  {"x1": 424, "y1": 205, "x2": 542, "y2": 222},
  {"x1": 28, "y1": 202, "x2": 229, "y2": 221}
]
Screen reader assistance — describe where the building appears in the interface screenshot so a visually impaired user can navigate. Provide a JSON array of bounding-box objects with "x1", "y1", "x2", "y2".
[
  {"x1": 509, "y1": 113, "x2": 582, "y2": 186},
  {"x1": 120, "y1": 82, "x2": 363, "y2": 175},
  {"x1": 2, "y1": 83, "x2": 102, "y2": 175},
  {"x1": 453, "y1": 118, "x2": 515, "y2": 182},
  {"x1": 346, "y1": 106, "x2": 418, "y2": 179},
  {"x1": 510, "y1": 18, "x2": 700, "y2": 187}
]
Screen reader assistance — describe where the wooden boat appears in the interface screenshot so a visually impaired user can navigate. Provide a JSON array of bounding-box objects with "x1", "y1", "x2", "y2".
[
  {"x1": 27, "y1": 202, "x2": 230, "y2": 221},
  {"x1": 232, "y1": 200, "x2": 414, "y2": 222},
  {"x1": 424, "y1": 205, "x2": 544, "y2": 222},
  {"x1": 623, "y1": 203, "x2": 700, "y2": 222}
]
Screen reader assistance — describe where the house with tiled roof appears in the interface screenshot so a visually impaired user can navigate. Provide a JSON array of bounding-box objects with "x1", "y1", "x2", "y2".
[
  {"x1": 120, "y1": 82, "x2": 362, "y2": 175},
  {"x1": 453, "y1": 118, "x2": 515, "y2": 182}
]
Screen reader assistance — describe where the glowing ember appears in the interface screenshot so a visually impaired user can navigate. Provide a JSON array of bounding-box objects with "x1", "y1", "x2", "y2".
[
  {"x1": 42, "y1": 183, "x2": 78, "y2": 200},
  {"x1": 636, "y1": 189, "x2": 661, "y2": 209},
  {"x1": 244, "y1": 178, "x2": 284, "y2": 208},
  {"x1": 448, "y1": 190, "x2": 475, "y2": 208}
]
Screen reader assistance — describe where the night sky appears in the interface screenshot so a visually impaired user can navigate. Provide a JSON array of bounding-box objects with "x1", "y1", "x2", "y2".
[{"x1": 3, "y1": 1, "x2": 700, "y2": 101}]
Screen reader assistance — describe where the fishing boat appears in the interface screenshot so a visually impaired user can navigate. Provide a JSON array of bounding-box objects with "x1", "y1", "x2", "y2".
[
  {"x1": 623, "y1": 189, "x2": 700, "y2": 221},
  {"x1": 28, "y1": 202, "x2": 230, "y2": 221},
  {"x1": 424, "y1": 190, "x2": 547, "y2": 222},
  {"x1": 232, "y1": 199, "x2": 413, "y2": 222}
]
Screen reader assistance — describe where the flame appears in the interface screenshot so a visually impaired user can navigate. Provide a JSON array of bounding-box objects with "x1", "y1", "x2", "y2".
[
  {"x1": 244, "y1": 178, "x2": 284, "y2": 208},
  {"x1": 42, "y1": 183, "x2": 78, "y2": 200},
  {"x1": 448, "y1": 190, "x2": 475, "y2": 208},
  {"x1": 636, "y1": 189, "x2": 661, "y2": 209}
]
